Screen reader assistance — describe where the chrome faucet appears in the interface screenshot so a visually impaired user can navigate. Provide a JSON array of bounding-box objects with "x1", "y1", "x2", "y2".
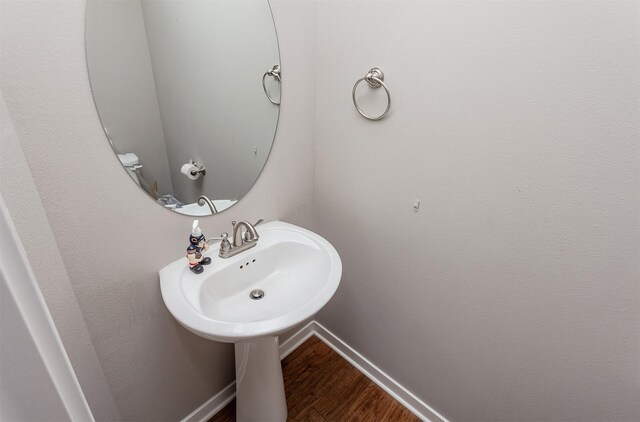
[{"x1": 214, "y1": 219, "x2": 263, "y2": 259}]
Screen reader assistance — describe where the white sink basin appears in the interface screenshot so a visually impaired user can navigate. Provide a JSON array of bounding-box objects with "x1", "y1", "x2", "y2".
[
  {"x1": 160, "y1": 221, "x2": 341, "y2": 342},
  {"x1": 160, "y1": 221, "x2": 341, "y2": 421}
]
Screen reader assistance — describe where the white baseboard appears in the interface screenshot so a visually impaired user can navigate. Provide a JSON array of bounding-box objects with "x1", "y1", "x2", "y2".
[
  {"x1": 183, "y1": 320, "x2": 447, "y2": 422},
  {"x1": 181, "y1": 381, "x2": 236, "y2": 422},
  {"x1": 312, "y1": 321, "x2": 447, "y2": 422},
  {"x1": 279, "y1": 320, "x2": 316, "y2": 359}
]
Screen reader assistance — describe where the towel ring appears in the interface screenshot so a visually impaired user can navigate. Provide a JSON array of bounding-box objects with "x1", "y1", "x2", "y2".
[
  {"x1": 352, "y1": 67, "x2": 391, "y2": 121},
  {"x1": 262, "y1": 65, "x2": 281, "y2": 105}
]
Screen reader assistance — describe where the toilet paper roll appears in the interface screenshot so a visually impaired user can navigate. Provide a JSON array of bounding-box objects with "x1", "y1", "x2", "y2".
[{"x1": 181, "y1": 163, "x2": 200, "y2": 180}]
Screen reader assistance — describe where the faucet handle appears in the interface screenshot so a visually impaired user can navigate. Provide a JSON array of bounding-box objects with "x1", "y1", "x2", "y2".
[
  {"x1": 218, "y1": 232, "x2": 231, "y2": 256},
  {"x1": 242, "y1": 219, "x2": 263, "y2": 241},
  {"x1": 243, "y1": 229, "x2": 253, "y2": 242}
]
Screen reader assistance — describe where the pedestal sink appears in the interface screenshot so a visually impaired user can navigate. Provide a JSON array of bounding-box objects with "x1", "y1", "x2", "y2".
[{"x1": 159, "y1": 221, "x2": 341, "y2": 421}]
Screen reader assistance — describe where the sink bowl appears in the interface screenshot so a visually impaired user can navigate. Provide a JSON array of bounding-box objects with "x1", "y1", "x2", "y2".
[
  {"x1": 159, "y1": 221, "x2": 341, "y2": 422},
  {"x1": 160, "y1": 221, "x2": 341, "y2": 342}
]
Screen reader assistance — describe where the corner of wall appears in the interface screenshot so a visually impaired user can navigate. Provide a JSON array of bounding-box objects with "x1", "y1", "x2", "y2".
[{"x1": 0, "y1": 90, "x2": 121, "y2": 421}]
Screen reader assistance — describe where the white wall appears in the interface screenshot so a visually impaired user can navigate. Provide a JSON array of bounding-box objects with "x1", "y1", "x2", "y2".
[
  {"x1": 0, "y1": 91, "x2": 120, "y2": 420},
  {"x1": 141, "y1": 0, "x2": 281, "y2": 204},
  {"x1": 1, "y1": 274, "x2": 71, "y2": 422},
  {"x1": 85, "y1": 0, "x2": 174, "y2": 197},
  {"x1": 0, "y1": 191, "x2": 93, "y2": 422},
  {"x1": 314, "y1": 1, "x2": 640, "y2": 421},
  {"x1": 0, "y1": 0, "x2": 316, "y2": 420}
]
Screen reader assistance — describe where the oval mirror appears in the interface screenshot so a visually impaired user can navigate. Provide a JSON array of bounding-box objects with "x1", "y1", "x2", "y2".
[{"x1": 85, "y1": 0, "x2": 281, "y2": 215}]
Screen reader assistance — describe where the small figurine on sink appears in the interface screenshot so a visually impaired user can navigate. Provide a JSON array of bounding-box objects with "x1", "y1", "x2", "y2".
[{"x1": 186, "y1": 220, "x2": 212, "y2": 274}]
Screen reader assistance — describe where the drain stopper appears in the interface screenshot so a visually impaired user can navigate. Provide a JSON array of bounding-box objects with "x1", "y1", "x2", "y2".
[{"x1": 250, "y1": 289, "x2": 265, "y2": 300}]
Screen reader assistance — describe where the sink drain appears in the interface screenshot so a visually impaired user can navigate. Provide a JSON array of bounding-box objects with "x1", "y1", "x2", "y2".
[{"x1": 249, "y1": 289, "x2": 265, "y2": 300}]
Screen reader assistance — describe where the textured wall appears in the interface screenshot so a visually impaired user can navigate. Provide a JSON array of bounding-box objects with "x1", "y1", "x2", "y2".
[
  {"x1": 314, "y1": 1, "x2": 640, "y2": 421},
  {"x1": 1, "y1": 224, "x2": 71, "y2": 422},
  {"x1": 0, "y1": 91, "x2": 121, "y2": 420},
  {"x1": 0, "y1": 0, "x2": 316, "y2": 420}
]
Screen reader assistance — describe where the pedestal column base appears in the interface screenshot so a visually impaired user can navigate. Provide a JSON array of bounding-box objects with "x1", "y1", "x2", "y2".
[{"x1": 234, "y1": 336, "x2": 287, "y2": 422}]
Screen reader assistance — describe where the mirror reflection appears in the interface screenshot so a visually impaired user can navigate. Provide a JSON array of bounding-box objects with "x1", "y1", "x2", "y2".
[{"x1": 86, "y1": 0, "x2": 281, "y2": 215}]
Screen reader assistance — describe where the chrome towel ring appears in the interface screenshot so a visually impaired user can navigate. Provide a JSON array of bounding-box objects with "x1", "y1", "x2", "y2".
[
  {"x1": 262, "y1": 64, "x2": 281, "y2": 105},
  {"x1": 352, "y1": 67, "x2": 391, "y2": 121}
]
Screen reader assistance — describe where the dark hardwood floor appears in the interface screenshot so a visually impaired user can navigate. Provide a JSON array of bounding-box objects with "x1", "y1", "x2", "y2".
[{"x1": 211, "y1": 336, "x2": 419, "y2": 422}]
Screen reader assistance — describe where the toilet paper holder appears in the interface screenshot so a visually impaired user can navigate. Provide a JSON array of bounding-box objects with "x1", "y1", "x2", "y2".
[{"x1": 189, "y1": 160, "x2": 206, "y2": 177}]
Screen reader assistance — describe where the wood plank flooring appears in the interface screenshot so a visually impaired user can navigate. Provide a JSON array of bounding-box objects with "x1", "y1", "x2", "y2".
[{"x1": 211, "y1": 336, "x2": 419, "y2": 422}]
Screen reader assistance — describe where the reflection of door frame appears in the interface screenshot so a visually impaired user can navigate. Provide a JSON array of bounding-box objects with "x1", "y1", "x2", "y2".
[{"x1": 0, "y1": 194, "x2": 94, "y2": 421}]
